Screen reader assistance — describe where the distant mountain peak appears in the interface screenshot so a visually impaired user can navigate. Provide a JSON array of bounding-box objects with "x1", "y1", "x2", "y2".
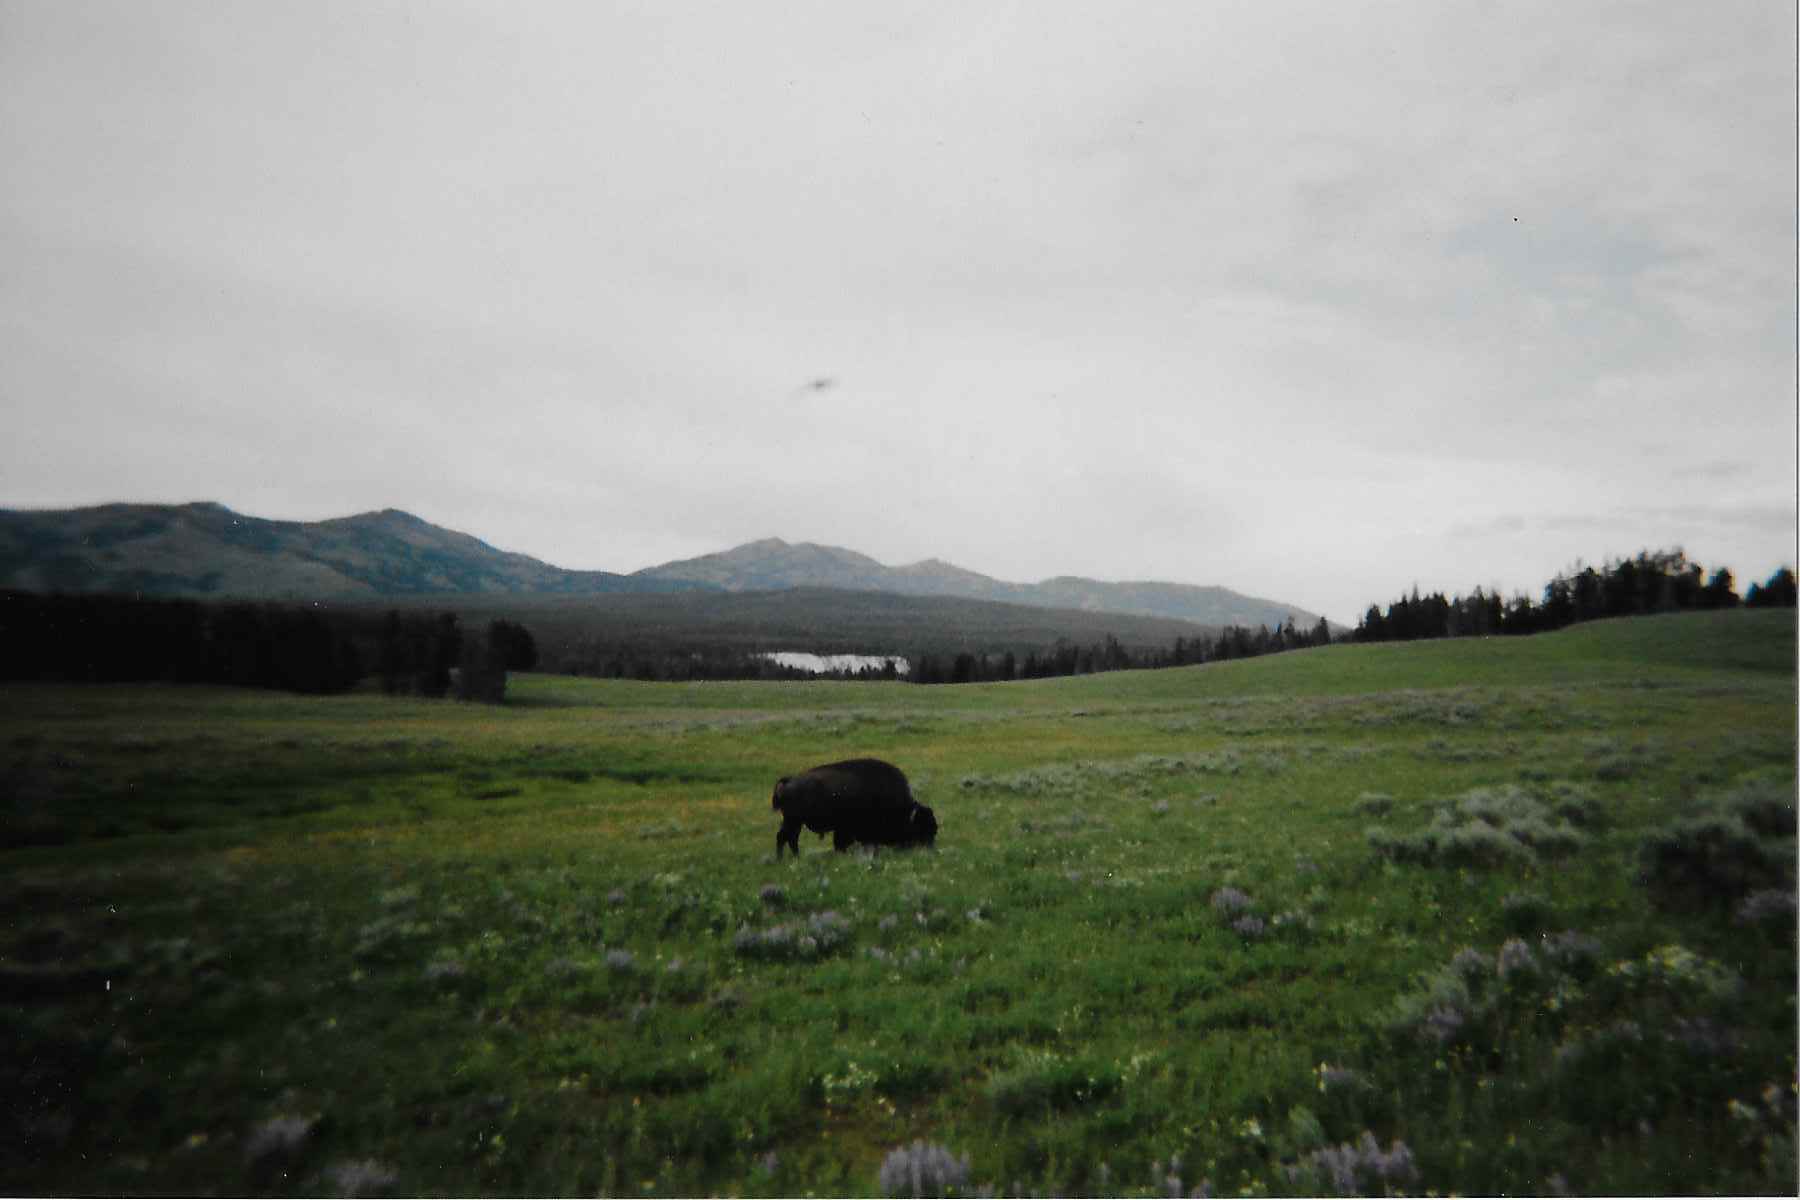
[{"x1": 636, "y1": 537, "x2": 1326, "y2": 630}]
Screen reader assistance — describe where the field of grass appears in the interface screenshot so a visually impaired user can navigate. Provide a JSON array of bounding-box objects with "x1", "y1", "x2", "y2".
[{"x1": 2, "y1": 610, "x2": 1794, "y2": 1196}]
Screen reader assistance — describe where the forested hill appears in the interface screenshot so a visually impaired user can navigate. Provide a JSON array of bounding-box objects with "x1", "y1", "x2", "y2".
[
  {"x1": 0, "y1": 504, "x2": 1331, "y2": 631},
  {"x1": 0, "y1": 503, "x2": 706, "y2": 599}
]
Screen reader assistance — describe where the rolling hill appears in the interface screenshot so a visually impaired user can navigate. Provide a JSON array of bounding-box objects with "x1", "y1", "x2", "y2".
[
  {"x1": 0, "y1": 502, "x2": 1327, "y2": 630},
  {"x1": 0, "y1": 502, "x2": 705, "y2": 599}
]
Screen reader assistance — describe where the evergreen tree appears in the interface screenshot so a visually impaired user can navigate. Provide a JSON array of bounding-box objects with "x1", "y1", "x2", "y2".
[
  {"x1": 1701, "y1": 568, "x2": 1740, "y2": 609},
  {"x1": 488, "y1": 619, "x2": 539, "y2": 671},
  {"x1": 455, "y1": 631, "x2": 507, "y2": 703},
  {"x1": 1746, "y1": 567, "x2": 1797, "y2": 608}
]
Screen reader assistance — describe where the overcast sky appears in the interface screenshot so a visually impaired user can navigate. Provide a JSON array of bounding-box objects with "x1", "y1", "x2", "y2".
[{"x1": 3, "y1": 1, "x2": 1794, "y2": 623}]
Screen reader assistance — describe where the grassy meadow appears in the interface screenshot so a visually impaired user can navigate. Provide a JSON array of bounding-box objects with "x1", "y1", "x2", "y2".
[{"x1": 2, "y1": 610, "x2": 1795, "y2": 1196}]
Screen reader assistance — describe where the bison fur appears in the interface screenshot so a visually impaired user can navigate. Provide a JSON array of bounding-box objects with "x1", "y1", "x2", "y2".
[{"x1": 771, "y1": 758, "x2": 937, "y2": 858}]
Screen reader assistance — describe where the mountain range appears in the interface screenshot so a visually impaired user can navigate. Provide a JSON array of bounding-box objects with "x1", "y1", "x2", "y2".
[{"x1": 0, "y1": 502, "x2": 1329, "y2": 631}]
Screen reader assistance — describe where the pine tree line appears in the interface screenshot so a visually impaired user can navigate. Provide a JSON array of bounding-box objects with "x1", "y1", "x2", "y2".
[
  {"x1": 0, "y1": 591, "x2": 539, "y2": 702},
  {"x1": 1353, "y1": 551, "x2": 1796, "y2": 643},
  {"x1": 910, "y1": 617, "x2": 1335, "y2": 684}
]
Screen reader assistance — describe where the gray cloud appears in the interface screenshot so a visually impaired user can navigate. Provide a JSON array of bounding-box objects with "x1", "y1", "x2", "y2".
[{"x1": 2, "y1": 1, "x2": 1793, "y2": 623}]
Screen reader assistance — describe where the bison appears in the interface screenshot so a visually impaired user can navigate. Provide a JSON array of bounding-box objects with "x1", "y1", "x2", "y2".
[{"x1": 771, "y1": 758, "x2": 937, "y2": 858}]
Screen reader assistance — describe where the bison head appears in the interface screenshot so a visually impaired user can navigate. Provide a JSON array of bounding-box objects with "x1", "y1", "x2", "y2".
[
  {"x1": 909, "y1": 803, "x2": 938, "y2": 847},
  {"x1": 771, "y1": 776, "x2": 792, "y2": 812}
]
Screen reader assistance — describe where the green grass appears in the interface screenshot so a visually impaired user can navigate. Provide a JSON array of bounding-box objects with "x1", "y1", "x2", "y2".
[{"x1": 2, "y1": 610, "x2": 1794, "y2": 1196}]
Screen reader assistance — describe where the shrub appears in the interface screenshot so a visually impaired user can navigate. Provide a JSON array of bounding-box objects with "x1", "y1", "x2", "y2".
[
  {"x1": 1370, "y1": 785, "x2": 1587, "y2": 869},
  {"x1": 1538, "y1": 930, "x2": 1604, "y2": 974},
  {"x1": 987, "y1": 1054, "x2": 1121, "y2": 1116},
  {"x1": 1637, "y1": 815, "x2": 1792, "y2": 911},
  {"x1": 1499, "y1": 892, "x2": 1555, "y2": 935},
  {"x1": 1436, "y1": 822, "x2": 1539, "y2": 867},
  {"x1": 1449, "y1": 947, "x2": 1493, "y2": 983},
  {"x1": 1495, "y1": 937, "x2": 1537, "y2": 981},
  {"x1": 243, "y1": 1115, "x2": 316, "y2": 1171},
  {"x1": 1734, "y1": 888, "x2": 1797, "y2": 927},
  {"x1": 326, "y1": 1159, "x2": 399, "y2": 1197},
  {"x1": 1543, "y1": 780, "x2": 1605, "y2": 828},
  {"x1": 1725, "y1": 779, "x2": 1797, "y2": 837},
  {"x1": 732, "y1": 912, "x2": 852, "y2": 961}
]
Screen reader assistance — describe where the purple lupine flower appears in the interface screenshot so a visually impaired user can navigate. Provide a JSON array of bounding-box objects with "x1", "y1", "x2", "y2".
[
  {"x1": 1210, "y1": 887, "x2": 1252, "y2": 915},
  {"x1": 878, "y1": 1140, "x2": 971, "y2": 1198}
]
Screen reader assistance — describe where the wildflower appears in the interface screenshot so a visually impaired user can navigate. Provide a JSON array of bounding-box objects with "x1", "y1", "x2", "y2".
[
  {"x1": 759, "y1": 883, "x2": 785, "y2": 907},
  {"x1": 878, "y1": 1140, "x2": 971, "y2": 1198},
  {"x1": 1231, "y1": 915, "x2": 1267, "y2": 939},
  {"x1": 606, "y1": 888, "x2": 627, "y2": 907},
  {"x1": 1291, "y1": 1131, "x2": 1420, "y2": 1196},
  {"x1": 1210, "y1": 887, "x2": 1252, "y2": 915},
  {"x1": 604, "y1": 949, "x2": 636, "y2": 974}
]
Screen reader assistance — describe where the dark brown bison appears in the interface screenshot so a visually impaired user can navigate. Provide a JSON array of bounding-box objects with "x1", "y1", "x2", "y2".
[{"x1": 771, "y1": 758, "x2": 937, "y2": 858}]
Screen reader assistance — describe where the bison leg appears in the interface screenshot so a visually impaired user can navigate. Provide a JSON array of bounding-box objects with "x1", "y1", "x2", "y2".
[
  {"x1": 833, "y1": 829, "x2": 853, "y2": 853},
  {"x1": 776, "y1": 817, "x2": 803, "y2": 859}
]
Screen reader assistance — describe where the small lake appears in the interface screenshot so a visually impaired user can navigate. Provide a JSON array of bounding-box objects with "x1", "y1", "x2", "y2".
[{"x1": 760, "y1": 651, "x2": 910, "y2": 676}]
